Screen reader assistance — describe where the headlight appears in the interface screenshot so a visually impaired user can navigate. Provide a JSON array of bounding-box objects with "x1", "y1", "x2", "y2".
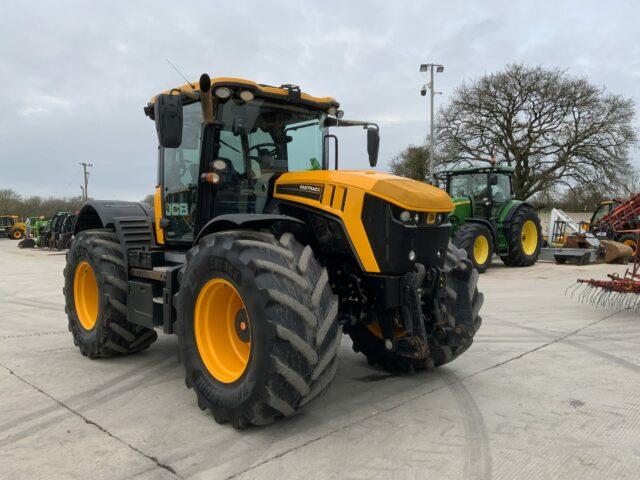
[
  {"x1": 212, "y1": 159, "x2": 227, "y2": 171},
  {"x1": 214, "y1": 87, "x2": 232, "y2": 99},
  {"x1": 392, "y1": 205, "x2": 448, "y2": 225},
  {"x1": 239, "y1": 90, "x2": 254, "y2": 102}
]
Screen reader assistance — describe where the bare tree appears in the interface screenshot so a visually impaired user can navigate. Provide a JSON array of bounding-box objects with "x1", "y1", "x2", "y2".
[
  {"x1": 0, "y1": 189, "x2": 21, "y2": 214},
  {"x1": 436, "y1": 64, "x2": 637, "y2": 199},
  {"x1": 389, "y1": 145, "x2": 430, "y2": 182},
  {"x1": 141, "y1": 194, "x2": 155, "y2": 207},
  {"x1": 0, "y1": 188, "x2": 83, "y2": 218}
]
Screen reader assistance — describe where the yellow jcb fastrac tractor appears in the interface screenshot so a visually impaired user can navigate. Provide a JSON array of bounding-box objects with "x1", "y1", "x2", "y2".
[{"x1": 64, "y1": 74, "x2": 483, "y2": 428}]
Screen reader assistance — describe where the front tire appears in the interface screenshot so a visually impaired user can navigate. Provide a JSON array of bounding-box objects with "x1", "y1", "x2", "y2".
[
  {"x1": 176, "y1": 230, "x2": 341, "y2": 428},
  {"x1": 500, "y1": 207, "x2": 541, "y2": 267},
  {"x1": 452, "y1": 223, "x2": 494, "y2": 273},
  {"x1": 64, "y1": 229, "x2": 158, "y2": 358},
  {"x1": 10, "y1": 228, "x2": 23, "y2": 240},
  {"x1": 347, "y1": 244, "x2": 483, "y2": 372}
]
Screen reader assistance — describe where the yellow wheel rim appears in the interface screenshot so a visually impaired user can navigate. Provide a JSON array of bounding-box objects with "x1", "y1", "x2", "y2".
[
  {"x1": 73, "y1": 261, "x2": 99, "y2": 330},
  {"x1": 521, "y1": 220, "x2": 538, "y2": 256},
  {"x1": 12, "y1": 230, "x2": 21, "y2": 239},
  {"x1": 194, "y1": 278, "x2": 251, "y2": 384},
  {"x1": 473, "y1": 234, "x2": 490, "y2": 265},
  {"x1": 367, "y1": 323, "x2": 406, "y2": 339}
]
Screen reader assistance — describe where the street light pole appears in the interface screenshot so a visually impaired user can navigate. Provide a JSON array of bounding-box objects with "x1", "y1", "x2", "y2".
[
  {"x1": 429, "y1": 65, "x2": 435, "y2": 178},
  {"x1": 420, "y1": 63, "x2": 444, "y2": 182},
  {"x1": 79, "y1": 162, "x2": 92, "y2": 201}
]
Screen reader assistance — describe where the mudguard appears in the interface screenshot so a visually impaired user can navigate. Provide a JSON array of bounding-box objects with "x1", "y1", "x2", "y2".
[
  {"x1": 74, "y1": 200, "x2": 153, "y2": 234},
  {"x1": 194, "y1": 214, "x2": 304, "y2": 245},
  {"x1": 501, "y1": 201, "x2": 535, "y2": 235}
]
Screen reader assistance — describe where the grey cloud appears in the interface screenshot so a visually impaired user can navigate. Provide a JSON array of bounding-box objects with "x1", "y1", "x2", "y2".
[{"x1": 0, "y1": 0, "x2": 638, "y2": 200}]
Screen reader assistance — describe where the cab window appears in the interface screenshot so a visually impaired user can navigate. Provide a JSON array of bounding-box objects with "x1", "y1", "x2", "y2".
[{"x1": 491, "y1": 174, "x2": 512, "y2": 204}]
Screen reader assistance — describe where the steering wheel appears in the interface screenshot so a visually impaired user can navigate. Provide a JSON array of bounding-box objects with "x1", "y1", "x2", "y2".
[{"x1": 248, "y1": 142, "x2": 279, "y2": 160}]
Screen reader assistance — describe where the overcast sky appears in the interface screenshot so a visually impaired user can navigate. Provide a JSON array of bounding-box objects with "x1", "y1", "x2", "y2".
[{"x1": 1, "y1": 0, "x2": 638, "y2": 201}]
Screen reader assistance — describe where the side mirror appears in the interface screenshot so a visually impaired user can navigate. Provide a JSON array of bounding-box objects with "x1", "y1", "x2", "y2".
[
  {"x1": 490, "y1": 175, "x2": 498, "y2": 185},
  {"x1": 154, "y1": 93, "x2": 183, "y2": 148},
  {"x1": 367, "y1": 126, "x2": 380, "y2": 167}
]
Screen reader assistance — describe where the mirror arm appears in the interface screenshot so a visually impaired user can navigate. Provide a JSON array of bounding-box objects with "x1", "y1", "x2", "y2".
[{"x1": 323, "y1": 134, "x2": 339, "y2": 170}]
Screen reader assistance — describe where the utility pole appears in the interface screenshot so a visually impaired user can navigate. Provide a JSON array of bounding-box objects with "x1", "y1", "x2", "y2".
[
  {"x1": 79, "y1": 162, "x2": 92, "y2": 201},
  {"x1": 420, "y1": 63, "x2": 444, "y2": 182}
]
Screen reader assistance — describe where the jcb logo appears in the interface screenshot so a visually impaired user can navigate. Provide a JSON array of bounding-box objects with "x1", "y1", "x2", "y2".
[{"x1": 165, "y1": 203, "x2": 189, "y2": 216}]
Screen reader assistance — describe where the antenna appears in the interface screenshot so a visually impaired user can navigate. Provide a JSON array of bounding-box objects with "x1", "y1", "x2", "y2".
[{"x1": 166, "y1": 59, "x2": 195, "y2": 89}]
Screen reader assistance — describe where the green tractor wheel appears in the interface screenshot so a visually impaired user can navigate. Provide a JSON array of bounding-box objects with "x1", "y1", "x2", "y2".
[
  {"x1": 500, "y1": 206, "x2": 542, "y2": 267},
  {"x1": 452, "y1": 223, "x2": 494, "y2": 273}
]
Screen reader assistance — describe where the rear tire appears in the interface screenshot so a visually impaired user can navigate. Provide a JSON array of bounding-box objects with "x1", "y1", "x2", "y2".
[
  {"x1": 347, "y1": 244, "x2": 483, "y2": 372},
  {"x1": 176, "y1": 230, "x2": 341, "y2": 428},
  {"x1": 500, "y1": 206, "x2": 541, "y2": 267},
  {"x1": 452, "y1": 223, "x2": 493, "y2": 273},
  {"x1": 10, "y1": 228, "x2": 23, "y2": 240},
  {"x1": 63, "y1": 229, "x2": 157, "y2": 358}
]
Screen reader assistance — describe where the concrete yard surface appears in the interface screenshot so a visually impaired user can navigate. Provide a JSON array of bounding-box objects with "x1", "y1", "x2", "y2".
[{"x1": 1, "y1": 239, "x2": 639, "y2": 479}]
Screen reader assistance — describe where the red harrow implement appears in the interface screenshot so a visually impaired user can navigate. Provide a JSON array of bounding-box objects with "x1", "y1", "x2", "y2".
[
  {"x1": 572, "y1": 231, "x2": 640, "y2": 310},
  {"x1": 596, "y1": 193, "x2": 640, "y2": 232}
]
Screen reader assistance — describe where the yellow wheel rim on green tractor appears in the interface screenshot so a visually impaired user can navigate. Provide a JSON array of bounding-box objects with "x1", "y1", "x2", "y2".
[
  {"x1": 473, "y1": 234, "x2": 490, "y2": 265},
  {"x1": 521, "y1": 220, "x2": 538, "y2": 256},
  {"x1": 194, "y1": 278, "x2": 251, "y2": 384},
  {"x1": 73, "y1": 261, "x2": 99, "y2": 330}
]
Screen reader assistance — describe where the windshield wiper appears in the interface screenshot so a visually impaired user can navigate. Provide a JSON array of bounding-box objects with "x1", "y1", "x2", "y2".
[{"x1": 219, "y1": 138, "x2": 241, "y2": 153}]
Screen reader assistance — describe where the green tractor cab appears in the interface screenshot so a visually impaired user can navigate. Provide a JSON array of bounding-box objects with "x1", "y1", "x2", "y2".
[{"x1": 441, "y1": 165, "x2": 541, "y2": 272}]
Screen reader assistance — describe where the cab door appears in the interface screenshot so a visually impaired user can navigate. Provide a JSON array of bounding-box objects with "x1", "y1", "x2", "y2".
[
  {"x1": 490, "y1": 173, "x2": 513, "y2": 218},
  {"x1": 160, "y1": 102, "x2": 203, "y2": 244}
]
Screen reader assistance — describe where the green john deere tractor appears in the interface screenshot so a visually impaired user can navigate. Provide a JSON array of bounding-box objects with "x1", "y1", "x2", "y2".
[{"x1": 441, "y1": 165, "x2": 541, "y2": 273}]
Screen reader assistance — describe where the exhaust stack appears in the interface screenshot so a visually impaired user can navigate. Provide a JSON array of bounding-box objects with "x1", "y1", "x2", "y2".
[{"x1": 200, "y1": 73, "x2": 214, "y2": 124}]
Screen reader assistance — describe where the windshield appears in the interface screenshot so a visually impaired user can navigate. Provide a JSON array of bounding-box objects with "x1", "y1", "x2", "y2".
[
  {"x1": 207, "y1": 98, "x2": 326, "y2": 218},
  {"x1": 449, "y1": 174, "x2": 487, "y2": 198},
  {"x1": 215, "y1": 98, "x2": 325, "y2": 175},
  {"x1": 592, "y1": 203, "x2": 617, "y2": 223}
]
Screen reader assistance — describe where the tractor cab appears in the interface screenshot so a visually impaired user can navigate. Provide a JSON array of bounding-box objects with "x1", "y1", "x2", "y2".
[
  {"x1": 589, "y1": 200, "x2": 622, "y2": 227},
  {"x1": 144, "y1": 76, "x2": 381, "y2": 245},
  {"x1": 442, "y1": 165, "x2": 514, "y2": 220}
]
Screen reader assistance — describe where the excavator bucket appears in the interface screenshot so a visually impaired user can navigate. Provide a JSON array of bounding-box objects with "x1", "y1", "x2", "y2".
[{"x1": 600, "y1": 239, "x2": 633, "y2": 264}]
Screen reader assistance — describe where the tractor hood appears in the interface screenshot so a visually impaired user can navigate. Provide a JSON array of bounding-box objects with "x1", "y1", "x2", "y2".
[{"x1": 276, "y1": 170, "x2": 454, "y2": 212}]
